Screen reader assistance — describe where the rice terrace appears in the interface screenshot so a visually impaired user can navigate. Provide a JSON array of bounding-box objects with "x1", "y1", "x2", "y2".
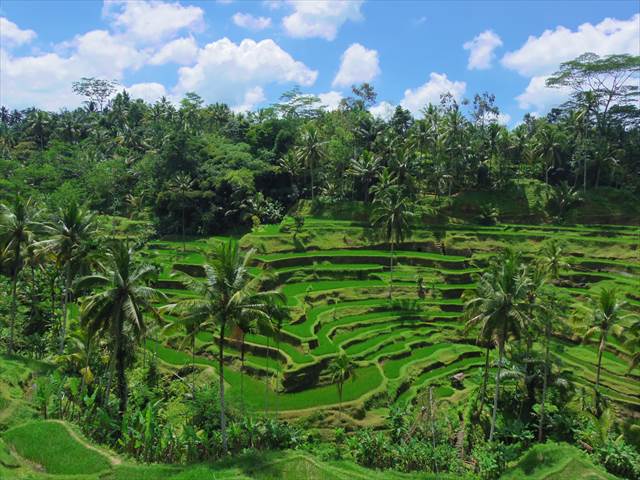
[{"x1": 1, "y1": 1, "x2": 640, "y2": 479}]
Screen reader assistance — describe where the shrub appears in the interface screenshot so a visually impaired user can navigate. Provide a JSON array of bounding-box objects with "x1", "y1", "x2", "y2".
[{"x1": 595, "y1": 439, "x2": 640, "y2": 480}]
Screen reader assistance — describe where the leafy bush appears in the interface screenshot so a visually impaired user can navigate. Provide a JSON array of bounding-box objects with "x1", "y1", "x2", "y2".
[{"x1": 595, "y1": 439, "x2": 640, "y2": 480}]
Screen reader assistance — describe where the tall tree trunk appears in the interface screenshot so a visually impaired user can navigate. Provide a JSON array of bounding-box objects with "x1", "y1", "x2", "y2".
[
  {"x1": 191, "y1": 335, "x2": 196, "y2": 396},
  {"x1": 218, "y1": 319, "x2": 228, "y2": 454},
  {"x1": 8, "y1": 272, "x2": 18, "y2": 355},
  {"x1": 388, "y1": 241, "x2": 394, "y2": 299},
  {"x1": 181, "y1": 205, "x2": 186, "y2": 255},
  {"x1": 478, "y1": 345, "x2": 491, "y2": 413},
  {"x1": 538, "y1": 323, "x2": 550, "y2": 442},
  {"x1": 240, "y1": 333, "x2": 246, "y2": 416},
  {"x1": 264, "y1": 336, "x2": 270, "y2": 413},
  {"x1": 489, "y1": 337, "x2": 504, "y2": 442},
  {"x1": 59, "y1": 266, "x2": 71, "y2": 355},
  {"x1": 310, "y1": 165, "x2": 315, "y2": 202},
  {"x1": 595, "y1": 329, "x2": 606, "y2": 393},
  {"x1": 116, "y1": 316, "x2": 128, "y2": 417}
]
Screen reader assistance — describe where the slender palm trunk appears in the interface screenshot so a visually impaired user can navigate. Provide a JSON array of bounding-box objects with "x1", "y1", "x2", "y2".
[
  {"x1": 275, "y1": 335, "x2": 281, "y2": 418},
  {"x1": 489, "y1": 337, "x2": 504, "y2": 442},
  {"x1": 116, "y1": 315, "x2": 128, "y2": 417},
  {"x1": 240, "y1": 334, "x2": 246, "y2": 416},
  {"x1": 59, "y1": 266, "x2": 71, "y2": 355},
  {"x1": 595, "y1": 329, "x2": 606, "y2": 393},
  {"x1": 191, "y1": 335, "x2": 196, "y2": 396},
  {"x1": 389, "y1": 241, "x2": 394, "y2": 299},
  {"x1": 181, "y1": 206, "x2": 186, "y2": 255},
  {"x1": 264, "y1": 336, "x2": 270, "y2": 413},
  {"x1": 310, "y1": 164, "x2": 315, "y2": 202},
  {"x1": 478, "y1": 345, "x2": 490, "y2": 413},
  {"x1": 9, "y1": 272, "x2": 18, "y2": 355},
  {"x1": 538, "y1": 323, "x2": 550, "y2": 442},
  {"x1": 218, "y1": 319, "x2": 228, "y2": 454}
]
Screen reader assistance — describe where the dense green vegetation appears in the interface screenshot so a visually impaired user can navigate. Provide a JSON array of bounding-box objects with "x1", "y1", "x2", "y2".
[{"x1": 1, "y1": 52, "x2": 639, "y2": 479}]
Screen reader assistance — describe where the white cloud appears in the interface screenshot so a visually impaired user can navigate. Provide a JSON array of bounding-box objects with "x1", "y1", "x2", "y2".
[
  {"x1": 369, "y1": 101, "x2": 395, "y2": 121},
  {"x1": 125, "y1": 82, "x2": 168, "y2": 103},
  {"x1": 1, "y1": 30, "x2": 146, "y2": 110},
  {"x1": 497, "y1": 113, "x2": 511, "y2": 126},
  {"x1": 332, "y1": 43, "x2": 380, "y2": 88},
  {"x1": 149, "y1": 36, "x2": 198, "y2": 65},
  {"x1": 515, "y1": 75, "x2": 571, "y2": 114},
  {"x1": 232, "y1": 86, "x2": 266, "y2": 112},
  {"x1": 400, "y1": 73, "x2": 466, "y2": 115},
  {"x1": 0, "y1": 17, "x2": 36, "y2": 46},
  {"x1": 174, "y1": 37, "x2": 317, "y2": 108},
  {"x1": 104, "y1": 0, "x2": 204, "y2": 44},
  {"x1": 501, "y1": 14, "x2": 640, "y2": 77},
  {"x1": 232, "y1": 12, "x2": 272, "y2": 30},
  {"x1": 282, "y1": 0, "x2": 363, "y2": 41},
  {"x1": 463, "y1": 30, "x2": 502, "y2": 70},
  {"x1": 317, "y1": 91, "x2": 343, "y2": 110}
]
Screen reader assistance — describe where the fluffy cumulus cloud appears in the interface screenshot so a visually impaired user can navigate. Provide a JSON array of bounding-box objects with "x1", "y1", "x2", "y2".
[
  {"x1": 1, "y1": 29, "x2": 147, "y2": 110},
  {"x1": 463, "y1": 30, "x2": 502, "y2": 70},
  {"x1": 125, "y1": 82, "x2": 168, "y2": 103},
  {"x1": 232, "y1": 86, "x2": 266, "y2": 112},
  {"x1": 317, "y1": 91, "x2": 343, "y2": 110},
  {"x1": 0, "y1": 17, "x2": 37, "y2": 46},
  {"x1": 400, "y1": 73, "x2": 466, "y2": 115},
  {"x1": 501, "y1": 14, "x2": 639, "y2": 114},
  {"x1": 369, "y1": 101, "x2": 395, "y2": 121},
  {"x1": 515, "y1": 76, "x2": 572, "y2": 115},
  {"x1": 103, "y1": 0, "x2": 204, "y2": 44},
  {"x1": 283, "y1": 0, "x2": 363, "y2": 41},
  {"x1": 149, "y1": 37, "x2": 198, "y2": 65},
  {"x1": 501, "y1": 14, "x2": 640, "y2": 77},
  {"x1": 174, "y1": 37, "x2": 317, "y2": 108},
  {"x1": 232, "y1": 12, "x2": 272, "y2": 30},
  {"x1": 332, "y1": 43, "x2": 380, "y2": 88}
]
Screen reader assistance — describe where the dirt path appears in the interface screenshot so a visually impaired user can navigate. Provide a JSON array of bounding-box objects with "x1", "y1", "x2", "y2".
[{"x1": 50, "y1": 420, "x2": 122, "y2": 466}]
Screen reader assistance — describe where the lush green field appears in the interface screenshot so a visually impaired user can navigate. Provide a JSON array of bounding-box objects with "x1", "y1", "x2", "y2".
[{"x1": 136, "y1": 216, "x2": 640, "y2": 427}]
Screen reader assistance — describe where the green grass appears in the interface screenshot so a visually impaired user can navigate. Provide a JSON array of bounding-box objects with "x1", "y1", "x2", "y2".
[
  {"x1": 3, "y1": 421, "x2": 112, "y2": 475},
  {"x1": 501, "y1": 442, "x2": 616, "y2": 479}
]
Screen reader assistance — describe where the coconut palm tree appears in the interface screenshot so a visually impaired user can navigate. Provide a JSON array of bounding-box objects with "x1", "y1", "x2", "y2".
[
  {"x1": 167, "y1": 240, "x2": 283, "y2": 453},
  {"x1": 169, "y1": 173, "x2": 195, "y2": 255},
  {"x1": 329, "y1": 352, "x2": 357, "y2": 412},
  {"x1": 538, "y1": 239, "x2": 568, "y2": 282},
  {"x1": 372, "y1": 186, "x2": 413, "y2": 299},
  {"x1": 584, "y1": 288, "x2": 626, "y2": 398},
  {"x1": 0, "y1": 196, "x2": 41, "y2": 354},
  {"x1": 295, "y1": 127, "x2": 326, "y2": 202},
  {"x1": 347, "y1": 151, "x2": 381, "y2": 204},
  {"x1": 465, "y1": 250, "x2": 531, "y2": 442},
  {"x1": 533, "y1": 125, "x2": 563, "y2": 185},
  {"x1": 37, "y1": 202, "x2": 97, "y2": 354},
  {"x1": 77, "y1": 241, "x2": 164, "y2": 416}
]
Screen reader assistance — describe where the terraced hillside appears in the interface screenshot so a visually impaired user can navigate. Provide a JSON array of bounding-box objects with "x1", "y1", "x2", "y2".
[{"x1": 141, "y1": 218, "x2": 640, "y2": 427}]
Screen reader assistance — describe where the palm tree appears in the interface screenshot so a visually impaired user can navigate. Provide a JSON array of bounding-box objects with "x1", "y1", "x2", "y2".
[
  {"x1": 169, "y1": 173, "x2": 195, "y2": 255},
  {"x1": 538, "y1": 239, "x2": 568, "y2": 282},
  {"x1": 295, "y1": 127, "x2": 326, "y2": 202},
  {"x1": 25, "y1": 110, "x2": 52, "y2": 149},
  {"x1": 465, "y1": 250, "x2": 531, "y2": 441},
  {"x1": 167, "y1": 240, "x2": 282, "y2": 453},
  {"x1": 533, "y1": 125, "x2": 562, "y2": 185},
  {"x1": 536, "y1": 290, "x2": 560, "y2": 442},
  {"x1": 37, "y1": 203, "x2": 97, "y2": 354},
  {"x1": 329, "y1": 352, "x2": 357, "y2": 412},
  {"x1": 347, "y1": 151, "x2": 381, "y2": 204},
  {"x1": 372, "y1": 187, "x2": 413, "y2": 299},
  {"x1": 0, "y1": 196, "x2": 40, "y2": 354},
  {"x1": 584, "y1": 288, "x2": 626, "y2": 399},
  {"x1": 77, "y1": 241, "x2": 164, "y2": 416}
]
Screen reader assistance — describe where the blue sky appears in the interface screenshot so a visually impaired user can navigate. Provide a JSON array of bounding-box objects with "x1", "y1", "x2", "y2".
[{"x1": 1, "y1": 0, "x2": 638, "y2": 125}]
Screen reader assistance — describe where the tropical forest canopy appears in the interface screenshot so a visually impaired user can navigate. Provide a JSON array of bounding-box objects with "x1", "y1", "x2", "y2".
[{"x1": 0, "y1": 52, "x2": 639, "y2": 480}]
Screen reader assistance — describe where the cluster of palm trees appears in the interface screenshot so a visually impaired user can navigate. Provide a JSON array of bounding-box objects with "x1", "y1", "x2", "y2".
[
  {"x1": 1, "y1": 197, "x2": 96, "y2": 355},
  {"x1": 465, "y1": 243, "x2": 638, "y2": 443}
]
